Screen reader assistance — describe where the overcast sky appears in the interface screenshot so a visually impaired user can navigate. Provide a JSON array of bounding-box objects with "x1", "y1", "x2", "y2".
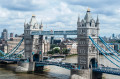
[{"x1": 0, "y1": 0, "x2": 120, "y2": 37}]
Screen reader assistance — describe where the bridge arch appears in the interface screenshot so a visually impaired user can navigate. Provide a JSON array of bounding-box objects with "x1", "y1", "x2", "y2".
[
  {"x1": 33, "y1": 54, "x2": 39, "y2": 62},
  {"x1": 89, "y1": 58, "x2": 98, "y2": 68}
]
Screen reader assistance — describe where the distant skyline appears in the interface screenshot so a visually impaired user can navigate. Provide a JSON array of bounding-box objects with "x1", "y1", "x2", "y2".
[{"x1": 0, "y1": 0, "x2": 120, "y2": 37}]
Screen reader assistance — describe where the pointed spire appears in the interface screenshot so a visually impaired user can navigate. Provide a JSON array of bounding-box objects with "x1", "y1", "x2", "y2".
[
  {"x1": 96, "y1": 15, "x2": 99, "y2": 24},
  {"x1": 77, "y1": 14, "x2": 80, "y2": 22},
  {"x1": 84, "y1": 8, "x2": 92, "y2": 22},
  {"x1": 30, "y1": 14, "x2": 37, "y2": 25},
  {"x1": 40, "y1": 20, "x2": 43, "y2": 30},
  {"x1": 24, "y1": 19, "x2": 27, "y2": 26},
  {"x1": 87, "y1": 8, "x2": 90, "y2": 12}
]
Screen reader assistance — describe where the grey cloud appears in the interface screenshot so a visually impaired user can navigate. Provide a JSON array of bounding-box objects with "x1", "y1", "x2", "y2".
[{"x1": 0, "y1": 0, "x2": 47, "y2": 11}]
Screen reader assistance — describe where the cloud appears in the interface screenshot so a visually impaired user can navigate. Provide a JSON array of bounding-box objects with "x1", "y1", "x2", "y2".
[
  {"x1": 0, "y1": 0, "x2": 50, "y2": 11},
  {"x1": 0, "y1": 0, "x2": 120, "y2": 37}
]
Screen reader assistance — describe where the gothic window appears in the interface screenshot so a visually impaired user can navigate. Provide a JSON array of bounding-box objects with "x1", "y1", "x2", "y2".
[
  {"x1": 80, "y1": 57, "x2": 86, "y2": 64},
  {"x1": 82, "y1": 24, "x2": 84, "y2": 27},
  {"x1": 90, "y1": 23, "x2": 91, "y2": 26},
  {"x1": 26, "y1": 40, "x2": 30, "y2": 44},
  {"x1": 79, "y1": 49, "x2": 86, "y2": 54},
  {"x1": 26, "y1": 47, "x2": 30, "y2": 51},
  {"x1": 82, "y1": 29, "x2": 85, "y2": 33},
  {"x1": 92, "y1": 46, "x2": 95, "y2": 52},
  {"x1": 91, "y1": 29, "x2": 95, "y2": 36}
]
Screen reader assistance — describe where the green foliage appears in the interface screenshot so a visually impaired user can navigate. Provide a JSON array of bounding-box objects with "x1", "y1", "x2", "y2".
[
  {"x1": 18, "y1": 54, "x2": 22, "y2": 58},
  {"x1": 53, "y1": 48, "x2": 60, "y2": 54},
  {"x1": 50, "y1": 44, "x2": 59, "y2": 49},
  {"x1": 47, "y1": 47, "x2": 70, "y2": 55},
  {"x1": 62, "y1": 48, "x2": 70, "y2": 55},
  {"x1": 0, "y1": 53, "x2": 4, "y2": 57},
  {"x1": 47, "y1": 50, "x2": 54, "y2": 55}
]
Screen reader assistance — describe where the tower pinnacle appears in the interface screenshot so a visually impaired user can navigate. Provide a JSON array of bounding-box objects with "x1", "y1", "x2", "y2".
[
  {"x1": 87, "y1": 8, "x2": 90, "y2": 12},
  {"x1": 96, "y1": 15, "x2": 99, "y2": 24},
  {"x1": 78, "y1": 14, "x2": 80, "y2": 22}
]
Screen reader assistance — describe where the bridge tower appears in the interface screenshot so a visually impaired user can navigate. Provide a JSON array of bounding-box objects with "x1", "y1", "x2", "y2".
[
  {"x1": 16, "y1": 15, "x2": 44, "y2": 72},
  {"x1": 77, "y1": 8, "x2": 99, "y2": 69},
  {"x1": 71, "y1": 9, "x2": 101, "y2": 79},
  {"x1": 24, "y1": 15, "x2": 43, "y2": 62}
]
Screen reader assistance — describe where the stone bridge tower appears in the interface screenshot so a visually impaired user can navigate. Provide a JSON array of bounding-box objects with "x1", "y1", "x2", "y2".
[
  {"x1": 71, "y1": 8, "x2": 101, "y2": 79},
  {"x1": 24, "y1": 15, "x2": 43, "y2": 62},
  {"x1": 77, "y1": 8, "x2": 99, "y2": 69}
]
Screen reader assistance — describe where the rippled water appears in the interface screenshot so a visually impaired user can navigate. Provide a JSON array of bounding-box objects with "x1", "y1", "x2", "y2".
[{"x1": 0, "y1": 56, "x2": 120, "y2": 79}]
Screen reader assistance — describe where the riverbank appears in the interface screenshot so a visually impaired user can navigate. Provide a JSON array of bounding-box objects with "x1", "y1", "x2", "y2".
[{"x1": 66, "y1": 54, "x2": 78, "y2": 57}]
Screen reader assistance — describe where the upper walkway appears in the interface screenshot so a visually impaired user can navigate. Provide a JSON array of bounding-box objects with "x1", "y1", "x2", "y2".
[{"x1": 30, "y1": 30, "x2": 77, "y2": 35}]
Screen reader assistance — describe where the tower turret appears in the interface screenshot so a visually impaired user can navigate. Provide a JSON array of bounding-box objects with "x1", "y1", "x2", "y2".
[
  {"x1": 30, "y1": 14, "x2": 37, "y2": 26},
  {"x1": 96, "y1": 15, "x2": 100, "y2": 27},
  {"x1": 77, "y1": 9, "x2": 99, "y2": 69},
  {"x1": 84, "y1": 8, "x2": 92, "y2": 23},
  {"x1": 40, "y1": 21, "x2": 43, "y2": 30},
  {"x1": 84, "y1": 8, "x2": 92, "y2": 27},
  {"x1": 77, "y1": 15, "x2": 80, "y2": 26}
]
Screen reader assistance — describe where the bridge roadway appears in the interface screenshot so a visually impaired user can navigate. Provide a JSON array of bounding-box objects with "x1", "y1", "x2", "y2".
[
  {"x1": 30, "y1": 30, "x2": 77, "y2": 35},
  {"x1": 36, "y1": 61, "x2": 120, "y2": 76},
  {"x1": 35, "y1": 61, "x2": 77, "y2": 70},
  {"x1": 0, "y1": 58, "x2": 120, "y2": 76},
  {"x1": 93, "y1": 67, "x2": 120, "y2": 75},
  {"x1": 0, "y1": 58, "x2": 20, "y2": 62}
]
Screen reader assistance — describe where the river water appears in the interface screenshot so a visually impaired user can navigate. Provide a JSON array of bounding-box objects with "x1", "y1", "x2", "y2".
[{"x1": 0, "y1": 56, "x2": 120, "y2": 79}]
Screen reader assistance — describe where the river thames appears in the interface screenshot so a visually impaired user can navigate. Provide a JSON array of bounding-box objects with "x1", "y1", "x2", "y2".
[{"x1": 0, "y1": 56, "x2": 120, "y2": 79}]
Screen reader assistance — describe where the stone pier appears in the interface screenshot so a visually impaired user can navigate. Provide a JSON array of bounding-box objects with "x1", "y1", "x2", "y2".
[
  {"x1": 16, "y1": 61, "x2": 35, "y2": 72},
  {"x1": 71, "y1": 69, "x2": 102, "y2": 79}
]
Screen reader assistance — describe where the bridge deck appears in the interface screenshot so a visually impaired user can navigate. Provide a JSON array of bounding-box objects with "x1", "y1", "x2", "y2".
[
  {"x1": 35, "y1": 61, "x2": 77, "y2": 70},
  {"x1": 93, "y1": 67, "x2": 120, "y2": 75}
]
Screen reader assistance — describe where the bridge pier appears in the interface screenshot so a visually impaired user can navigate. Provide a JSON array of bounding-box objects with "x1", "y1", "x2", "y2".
[
  {"x1": 71, "y1": 69, "x2": 102, "y2": 79},
  {"x1": 16, "y1": 61, "x2": 35, "y2": 72},
  {"x1": 92, "y1": 72, "x2": 102, "y2": 79},
  {"x1": 34, "y1": 66, "x2": 44, "y2": 73}
]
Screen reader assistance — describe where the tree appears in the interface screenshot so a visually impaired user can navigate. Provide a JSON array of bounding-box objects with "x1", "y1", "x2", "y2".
[
  {"x1": 53, "y1": 48, "x2": 60, "y2": 54},
  {"x1": 62, "y1": 48, "x2": 70, "y2": 55},
  {"x1": 50, "y1": 44, "x2": 59, "y2": 49},
  {"x1": 18, "y1": 54, "x2": 22, "y2": 58},
  {"x1": 47, "y1": 50, "x2": 54, "y2": 55},
  {"x1": 0, "y1": 53, "x2": 4, "y2": 57}
]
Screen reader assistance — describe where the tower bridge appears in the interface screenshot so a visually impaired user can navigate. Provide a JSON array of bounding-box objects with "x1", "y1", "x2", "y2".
[{"x1": 0, "y1": 9, "x2": 120, "y2": 79}]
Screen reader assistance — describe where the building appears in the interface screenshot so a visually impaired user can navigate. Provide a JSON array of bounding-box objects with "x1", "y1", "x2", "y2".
[
  {"x1": 15, "y1": 34, "x2": 18, "y2": 37},
  {"x1": 112, "y1": 33, "x2": 115, "y2": 39},
  {"x1": 7, "y1": 36, "x2": 24, "y2": 54},
  {"x1": 6, "y1": 35, "x2": 50, "y2": 55},
  {"x1": 0, "y1": 39, "x2": 8, "y2": 53},
  {"x1": 42, "y1": 40, "x2": 50, "y2": 55},
  {"x1": 10, "y1": 33, "x2": 13, "y2": 41},
  {"x1": 1, "y1": 29, "x2": 8, "y2": 40},
  {"x1": 60, "y1": 40, "x2": 77, "y2": 54},
  {"x1": 10, "y1": 33, "x2": 13, "y2": 38}
]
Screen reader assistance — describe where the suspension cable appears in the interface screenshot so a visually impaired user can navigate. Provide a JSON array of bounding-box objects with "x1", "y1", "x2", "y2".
[{"x1": 89, "y1": 36, "x2": 120, "y2": 68}]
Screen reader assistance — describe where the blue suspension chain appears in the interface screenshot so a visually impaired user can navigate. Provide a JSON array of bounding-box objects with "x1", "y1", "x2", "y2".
[
  {"x1": 89, "y1": 36, "x2": 120, "y2": 68},
  {"x1": 4, "y1": 38, "x2": 24, "y2": 58},
  {"x1": 99, "y1": 36, "x2": 120, "y2": 60}
]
